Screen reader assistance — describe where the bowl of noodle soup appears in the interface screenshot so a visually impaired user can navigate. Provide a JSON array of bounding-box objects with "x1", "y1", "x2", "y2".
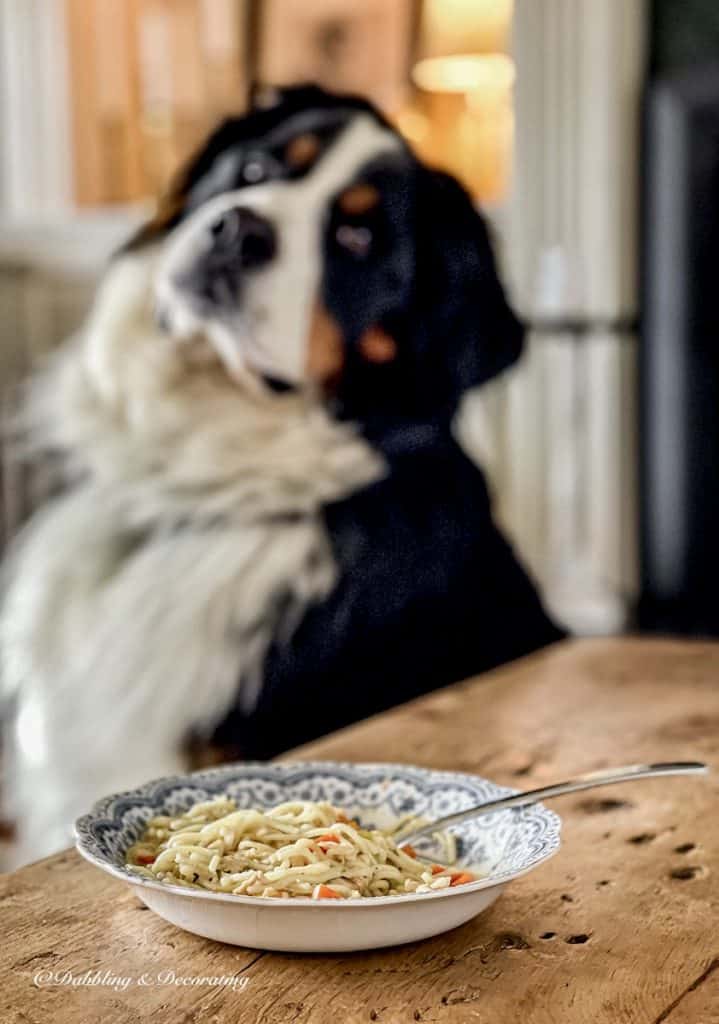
[{"x1": 75, "y1": 761, "x2": 561, "y2": 951}]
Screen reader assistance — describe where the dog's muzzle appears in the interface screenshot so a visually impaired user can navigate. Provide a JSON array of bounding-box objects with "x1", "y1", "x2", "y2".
[{"x1": 175, "y1": 206, "x2": 277, "y2": 311}]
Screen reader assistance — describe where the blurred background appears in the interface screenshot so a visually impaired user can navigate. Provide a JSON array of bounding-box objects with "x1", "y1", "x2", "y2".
[{"x1": 0, "y1": 0, "x2": 717, "y2": 640}]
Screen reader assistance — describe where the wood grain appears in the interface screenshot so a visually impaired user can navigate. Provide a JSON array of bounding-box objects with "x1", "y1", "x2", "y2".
[
  {"x1": 2, "y1": 638, "x2": 718, "y2": 1023},
  {"x1": 65, "y1": 0, "x2": 249, "y2": 206}
]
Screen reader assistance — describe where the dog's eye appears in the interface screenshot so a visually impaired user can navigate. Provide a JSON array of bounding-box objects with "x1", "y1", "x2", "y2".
[
  {"x1": 335, "y1": 224, "x2": 373, "y2": 258},
  {"x1": 241, "y1": 155, "x2": 268, "y2": 185},
  {"x1": 285, "y1": 133, "x2": 321, "y2": 170}
]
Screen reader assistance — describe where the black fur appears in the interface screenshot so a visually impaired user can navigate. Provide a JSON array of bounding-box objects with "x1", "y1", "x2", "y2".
[
  {"x1": 132, "y1": 85, "x2": 564, "y2": 758},
  {"x1": 220, "y1": 432, "x2": 564, "y2": 758},
  {"x1": 323, "y1": 155, "x2": 524, "y2": 433}
]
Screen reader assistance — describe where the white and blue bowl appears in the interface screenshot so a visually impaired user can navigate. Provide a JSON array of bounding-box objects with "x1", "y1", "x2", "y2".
[{"x1": 75, "y1": 761, "x2": 561, "y2": 952}]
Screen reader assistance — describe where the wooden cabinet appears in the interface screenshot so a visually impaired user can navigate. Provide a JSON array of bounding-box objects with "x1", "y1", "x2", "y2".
[{"x1": 65, "y1": 0, "x2": 249, "y2": 205}]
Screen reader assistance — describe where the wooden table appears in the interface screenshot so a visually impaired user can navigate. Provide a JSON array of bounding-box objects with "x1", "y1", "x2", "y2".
[{"x1": 2, "y1": 638, "x2": 718, "y2": 1023}]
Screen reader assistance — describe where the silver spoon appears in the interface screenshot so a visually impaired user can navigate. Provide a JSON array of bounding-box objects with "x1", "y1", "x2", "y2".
[{"x1": 395, "y1": 761, "x2": 709, "y2": 847}]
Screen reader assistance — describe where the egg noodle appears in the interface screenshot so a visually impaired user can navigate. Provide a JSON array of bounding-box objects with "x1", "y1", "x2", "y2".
[{"x1": 125, "y1": 797, "x2": 477, "y2": 899}]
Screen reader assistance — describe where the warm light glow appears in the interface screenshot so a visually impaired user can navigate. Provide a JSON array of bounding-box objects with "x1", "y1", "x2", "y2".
[
  {"x1": 419, "y1": 0, "x2": 513, "y2": 57},
  {"x1": 403, "y1": 0, "x2": 516, "y2": 201},
  {"x1": 412, "y1": 53, "x2": 515, "y2": 95},
  {"x1": 394, "y1": 106, "x2": 430, "y2": 147}
]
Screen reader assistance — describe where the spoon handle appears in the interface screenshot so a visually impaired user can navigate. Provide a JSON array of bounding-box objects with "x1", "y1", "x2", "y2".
[{"x1": 396, "y1": 761, "x2": 709, "y2": 845}]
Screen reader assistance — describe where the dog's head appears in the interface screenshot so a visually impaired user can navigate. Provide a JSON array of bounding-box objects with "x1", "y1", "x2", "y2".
[{"x1": 127, "y1": 84, "x2": 523, "y2": 434}]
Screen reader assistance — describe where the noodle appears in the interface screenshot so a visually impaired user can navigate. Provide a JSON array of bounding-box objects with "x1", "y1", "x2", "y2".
[{"x1": 125, "y1": 797, "x2": 476, "y2": 899}]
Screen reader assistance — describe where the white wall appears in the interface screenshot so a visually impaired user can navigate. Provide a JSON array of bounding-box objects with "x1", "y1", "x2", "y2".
[
  {"x1": 466, "y1": 0, "x2": 647, "y2": 632},
  {"x1": 0, "y1": 0, "x2": 73, "y2": 216}
]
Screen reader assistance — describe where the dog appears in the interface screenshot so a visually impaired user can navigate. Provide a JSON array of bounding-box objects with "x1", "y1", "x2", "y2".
[{"x1": 1, "y1": 85, "x2": 563, "y2": 863}]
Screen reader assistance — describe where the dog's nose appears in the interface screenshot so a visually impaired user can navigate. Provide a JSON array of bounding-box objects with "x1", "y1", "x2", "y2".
[{"x1": 208, "y1": 207, "x2": 276, "y2": 270}]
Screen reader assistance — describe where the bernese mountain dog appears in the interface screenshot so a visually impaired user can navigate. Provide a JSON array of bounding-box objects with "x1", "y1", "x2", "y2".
[{"x1": 1, "y1": 85, "x2": 563, "y2": 862}]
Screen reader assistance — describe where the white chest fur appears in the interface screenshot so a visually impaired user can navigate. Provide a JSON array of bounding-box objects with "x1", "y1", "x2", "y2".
[{"x1": 1, "y1": 253, "x2": 384, "y2": 864}]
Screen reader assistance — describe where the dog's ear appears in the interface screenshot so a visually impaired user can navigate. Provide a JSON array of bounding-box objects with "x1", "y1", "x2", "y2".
[
  {"x1": 120, "y1": 118, "x2": 243, "y2": 254},
  {"x1": 412, "y1": 168, "x2": 524, "y2": 410},
  {"x1": 120, "y1": 172, "x2": 190, "y2": 253}
]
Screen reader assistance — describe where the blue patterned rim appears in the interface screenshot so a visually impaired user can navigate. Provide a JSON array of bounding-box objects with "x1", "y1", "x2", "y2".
[{"x1": 75, "y1": 761, "x2": 562, "y2": 906}]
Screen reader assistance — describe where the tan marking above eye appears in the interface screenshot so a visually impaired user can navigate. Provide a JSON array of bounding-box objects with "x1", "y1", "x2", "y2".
[
  {"x1": 285, "y1": 133, "x2": 322, "y2": 169},
  {"x1": 338, "y1": 183, "x2": 381, "y2": 216},
  {"x1": 358, "y1": 327, "x2": 397, "y2": 364}
]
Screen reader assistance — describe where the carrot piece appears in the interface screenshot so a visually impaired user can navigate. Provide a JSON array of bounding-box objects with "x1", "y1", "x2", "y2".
[
  {"x1": 317, "y1": 833, "x2": 341, "y2": 844},
  {"x1": 313, "y1": 884, "x2": 342, "y2": 899},
  {"x1": 431, "y1": 864, "x2": 445, "y2": 875},
  {"x1": 135, "y1": 854, "x2": 156, "y2": 865},
  {"x1": 401, "y1": 844, "x2": 418, "y2": 859},
  {"x1": 335, "y1": 813, "x2": 360, "y2": 827},
  {"x1": 449, "y1": 872, "x2": 475, "y2": 887}
]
